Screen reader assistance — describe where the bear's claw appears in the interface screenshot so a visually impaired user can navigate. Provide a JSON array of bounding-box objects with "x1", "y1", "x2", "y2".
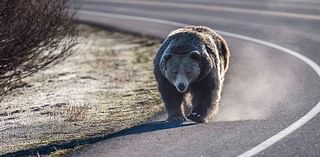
[
  {"x1": 167, "y1": 116, "x2": 186, "y2": 123},
  {"x1": 187, "y1": 112, "x2": 207, "y2": 123}
]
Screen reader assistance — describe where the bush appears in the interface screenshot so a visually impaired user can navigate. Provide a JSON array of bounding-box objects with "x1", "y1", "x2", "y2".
[{"x1": 0, "y1": 0, "x2": 77, "y2": 100}]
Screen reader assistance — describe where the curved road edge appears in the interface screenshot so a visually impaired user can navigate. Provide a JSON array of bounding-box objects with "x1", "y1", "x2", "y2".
[{"x1": 76, "y1": 10, "x2": 320, "y2": 157}]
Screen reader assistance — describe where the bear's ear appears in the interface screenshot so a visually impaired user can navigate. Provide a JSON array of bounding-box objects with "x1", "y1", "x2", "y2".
[
  {"x1": 160, "y1": 53, "x2": 172, "y2": 72},
  {"x1": 190, "y1": 51, "x2": 201, "y2": 60}
]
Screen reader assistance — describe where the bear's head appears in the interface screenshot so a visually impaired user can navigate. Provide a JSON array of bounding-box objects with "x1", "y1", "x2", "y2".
[
  {"x1": 160, "y1": 51, "x2": 202, "y2": 93},
  {"x1": 158, "y1": 29, "x2": 217, "y2": 93}
]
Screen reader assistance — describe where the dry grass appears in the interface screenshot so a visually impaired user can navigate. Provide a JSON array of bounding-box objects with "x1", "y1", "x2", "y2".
[
  {"x1": 47, "y1": 148, "x2": 74, "y2": 157},
  {"x1": 63, "y1": 105, "x2": 89, "y2": 122},
  {"x1": 0, "y1": 25, "x2": 162, "y2": 156}
]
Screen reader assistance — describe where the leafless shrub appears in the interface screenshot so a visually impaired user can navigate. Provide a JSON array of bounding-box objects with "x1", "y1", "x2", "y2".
[{"x1": 0, "y1": 0, "x2": 77, "y2": 99}]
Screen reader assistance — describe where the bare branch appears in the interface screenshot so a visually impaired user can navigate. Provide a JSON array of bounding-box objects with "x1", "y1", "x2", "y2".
[{"x1": 0, "y1": 0, "x2": 78, "y2": 100}]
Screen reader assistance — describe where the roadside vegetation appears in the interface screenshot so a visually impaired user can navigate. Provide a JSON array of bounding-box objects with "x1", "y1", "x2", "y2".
[
  {"x1": 0, "y1": 0, "x2": 77, "y2": 99},
  {"x1": 0, "y1": 1, "x2": 163, "y2": 156},
  {"x1": 0, "y1": 25, "x2": 162, "y2": 156}
]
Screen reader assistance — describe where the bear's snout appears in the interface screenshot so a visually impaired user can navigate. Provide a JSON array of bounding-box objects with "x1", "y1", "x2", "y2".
[{"x1": 176, "y1": 82, "x2": 187, "y2": 93}]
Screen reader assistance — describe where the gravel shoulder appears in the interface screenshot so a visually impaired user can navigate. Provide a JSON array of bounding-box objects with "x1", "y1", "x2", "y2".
[{"x1": 0, "y1": 25, "x2": 162, "y2": 156}]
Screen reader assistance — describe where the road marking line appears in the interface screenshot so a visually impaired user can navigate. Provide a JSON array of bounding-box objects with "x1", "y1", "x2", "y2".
[
  {"x1": 77, "y1": 11, "x2": 186, "y2": 27},
  {"x1": 219, "y1": 31, "x2": 320, "y2": 157},
  {"x1": 78, "y1": 10, "x2": 320, "y2": 157},
  {"x1": 79, "y1": 0, "x2": 320, "y2": 21}
]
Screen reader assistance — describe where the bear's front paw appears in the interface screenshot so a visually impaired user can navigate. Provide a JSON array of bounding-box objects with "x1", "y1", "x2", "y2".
[
  {"x1": 187, "y1": 112, "x2": 208, "y2": 123},
  {"x1": 167, "y1": 116, "x2": 186, "y2": 123}
]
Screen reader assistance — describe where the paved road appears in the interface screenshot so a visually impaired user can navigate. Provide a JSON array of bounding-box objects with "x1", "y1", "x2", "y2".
[{"x1": 69, "y1": 0, "x2": 320, "y2": 156}]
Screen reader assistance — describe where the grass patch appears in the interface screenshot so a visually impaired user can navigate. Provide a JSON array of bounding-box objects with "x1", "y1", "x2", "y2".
[{"x1": 0, "y1": 24, "x2": 163, "y2": 156}]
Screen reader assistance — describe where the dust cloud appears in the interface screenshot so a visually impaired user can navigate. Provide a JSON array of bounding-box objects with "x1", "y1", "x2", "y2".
[{"x1": 216, "y1": 38, "x2": 298, "y2": 122}]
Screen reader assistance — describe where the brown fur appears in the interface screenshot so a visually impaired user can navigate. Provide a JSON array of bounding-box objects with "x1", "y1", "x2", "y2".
[{"x1": 153, "y1": 26, "x2": 230, "y2": 123}]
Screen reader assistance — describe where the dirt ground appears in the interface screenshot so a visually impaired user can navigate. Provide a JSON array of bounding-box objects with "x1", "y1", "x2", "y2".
[{"x1": 0, "y1": 25, "x2": 163, "y2": 156}]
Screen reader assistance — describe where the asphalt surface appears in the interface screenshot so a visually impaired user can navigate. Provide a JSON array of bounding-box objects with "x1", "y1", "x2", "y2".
[{"x1": 69, "y1": 0, "x2": 320, "y2": 156}]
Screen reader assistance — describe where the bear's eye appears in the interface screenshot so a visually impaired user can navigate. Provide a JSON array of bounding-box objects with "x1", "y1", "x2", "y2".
[{"x1": 173, "y1": 72, "x2": 178, "y2": 75}]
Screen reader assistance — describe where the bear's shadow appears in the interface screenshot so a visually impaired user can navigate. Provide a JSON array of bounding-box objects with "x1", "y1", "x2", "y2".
[
  {"x1": 1, "y1": 121, "x2": 196, "y2": 157},
  {"x1": 110, "y1": 120, "x2": 197, "y2": 138}
]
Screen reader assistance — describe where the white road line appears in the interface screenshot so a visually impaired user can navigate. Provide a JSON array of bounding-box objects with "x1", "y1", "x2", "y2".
[
  {"x1": 79, "y1": 0, "x2": 320, "y2": 21},
  {"x1": 222, "y1": 31, "x2": 320, "y2": 157},
  {"x1": 78, "y1": 10, "x2": 320, "y2": 157},
  {"x1": 77, "y1": 11, "x2": 186, "y2": 27}
]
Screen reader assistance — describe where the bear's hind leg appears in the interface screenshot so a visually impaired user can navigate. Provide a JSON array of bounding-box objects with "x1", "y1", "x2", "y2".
[{"x1": 182, "y1": 92, "x2": 192, "y2": 116}]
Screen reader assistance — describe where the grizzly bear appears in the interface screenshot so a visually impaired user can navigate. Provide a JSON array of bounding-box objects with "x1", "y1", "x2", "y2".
[{"x1": 153, "y1": 26, "x2": 230, "y2": 123}]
